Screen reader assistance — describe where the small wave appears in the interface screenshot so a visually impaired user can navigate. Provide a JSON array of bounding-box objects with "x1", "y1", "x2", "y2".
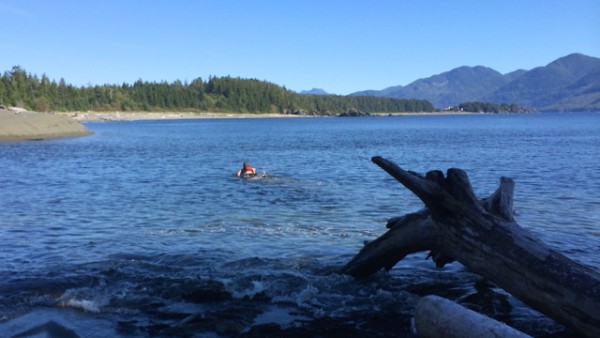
[
  {"x1": 243, "y1": 173, "x2": 273, "y2": 180},
  {"x1": 58, "y1": 288, "x2": 106, "y2": 313},
  {"x1": 60, "y1": 298, "x2": 101, "y2": 313}
]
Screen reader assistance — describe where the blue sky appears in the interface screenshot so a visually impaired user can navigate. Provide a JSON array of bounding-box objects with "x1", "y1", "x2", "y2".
[{"x1": 1, "y1": 0, "x2": 599, "y2": 95}]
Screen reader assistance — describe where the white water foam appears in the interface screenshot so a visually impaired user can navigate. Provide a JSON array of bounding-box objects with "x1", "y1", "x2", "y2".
[{"x1": 58, "y1": 289, "x2": 106, "y2": 313}]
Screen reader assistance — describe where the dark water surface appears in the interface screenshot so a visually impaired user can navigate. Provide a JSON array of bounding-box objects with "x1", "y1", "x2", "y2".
[{"x1": 1, "y1": 113, "x2": 599, "y2": 337}]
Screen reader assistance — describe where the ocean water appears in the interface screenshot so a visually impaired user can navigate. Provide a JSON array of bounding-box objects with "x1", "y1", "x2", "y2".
[{"x1": 0, "y1": 112, "x2": 599, "y2": 337}]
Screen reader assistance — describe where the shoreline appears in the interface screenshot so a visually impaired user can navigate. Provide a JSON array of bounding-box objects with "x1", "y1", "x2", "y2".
[
  {"x1": 60, "y1": 110, "x2": 475, "y2": 122},
  {"x1": 60, "y1": 111, "x2": 305, "y2": 122},
  {"x1": 0, "y1": 108, "x2": 92, "y2": 142},
  {"x1": 0, "y1": 109, "x2": 486, "y2": 142}
]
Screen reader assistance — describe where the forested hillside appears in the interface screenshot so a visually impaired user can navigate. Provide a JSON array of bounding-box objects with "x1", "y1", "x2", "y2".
[
  {"x1": 351, "y1": 53, "x2": 600, "y2": 111},
  {"x1": 355, "y1": 66, "x2": 510, "y2": 109},
  {"x1": 485, "y1": 53, "x2": 600, "y2": 111},
  {"x1": 0, "y1": 67, "x2": 434, "y2": 114}
]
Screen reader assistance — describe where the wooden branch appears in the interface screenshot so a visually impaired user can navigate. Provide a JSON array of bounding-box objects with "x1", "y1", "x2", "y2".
[
  {"x1": 341, "y1": 210, "x2": 437, "y2": 277},
  {"x1": 481, "y1": 176, "x2": 515, "y2": 222},
  {"x1": 342, "y1": 156, "x2": 600, "y2": 337}
]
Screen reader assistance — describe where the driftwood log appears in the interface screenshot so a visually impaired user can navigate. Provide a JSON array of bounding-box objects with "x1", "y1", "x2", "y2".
[
  {"x1": 415, "y1": 295, "x2": 532, "y2": 338},
  {"x1": 341, "y1": 156, "x2": 600, "y2": 337}
]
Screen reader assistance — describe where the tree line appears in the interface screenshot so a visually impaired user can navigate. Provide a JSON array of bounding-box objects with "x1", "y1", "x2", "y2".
[
  {"x1": 0, "y1": 66, "x2": 435, "y2": 114},
  {"x1": 447, "y1": 101, "x2": 533, "y2": 113}
]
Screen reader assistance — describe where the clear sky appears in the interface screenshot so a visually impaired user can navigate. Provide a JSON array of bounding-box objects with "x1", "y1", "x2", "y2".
[{"x1": 1, "y1": 0, "x2": 599, "y2": 95}]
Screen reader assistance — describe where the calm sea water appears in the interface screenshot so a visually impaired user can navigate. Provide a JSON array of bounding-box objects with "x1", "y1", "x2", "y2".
[{"x1": 1, "y1": 113, "x2": 599, "y2": 337}]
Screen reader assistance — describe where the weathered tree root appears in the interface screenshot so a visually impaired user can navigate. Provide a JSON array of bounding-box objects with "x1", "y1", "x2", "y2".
[{"x1": 341, "y1": 156, "x2": 600, "y2": 337}]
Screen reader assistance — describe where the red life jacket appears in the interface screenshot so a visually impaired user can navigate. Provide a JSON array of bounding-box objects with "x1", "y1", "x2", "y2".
[{"x1": 243, "y1": 164, "x2": 256, "y2": 175}]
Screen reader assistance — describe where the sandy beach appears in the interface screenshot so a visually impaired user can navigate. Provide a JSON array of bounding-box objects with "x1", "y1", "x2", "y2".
[
  {"x1": 60, "y1": 111, "x2": 303, "y2": 122},
  {"x1": 0, "y1": 108, "x2": 92, "y2": 142},
  {"x1": 60, "y1": 110, "x2": 462, "y2": 122},
  {"x1": 0, "y1": 109, "x2": 308, "y2": 142},
  {"x1": 0, "y1": 109, "x2": 468, "y2": 143}
]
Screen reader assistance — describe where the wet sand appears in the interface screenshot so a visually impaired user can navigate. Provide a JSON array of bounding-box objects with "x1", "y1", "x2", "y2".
[{"x1": 0, "y1": 108, "x2": 92, "y2": 142}]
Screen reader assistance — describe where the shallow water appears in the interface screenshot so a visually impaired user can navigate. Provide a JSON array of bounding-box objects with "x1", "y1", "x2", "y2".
[{"x1": 1, "y1": 113, "x2": 599, "y2": 337}]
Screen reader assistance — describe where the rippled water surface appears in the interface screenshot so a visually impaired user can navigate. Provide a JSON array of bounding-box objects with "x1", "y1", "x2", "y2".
[{"x1": 1, "y1": 113, "x2": 599, "y2": 337}]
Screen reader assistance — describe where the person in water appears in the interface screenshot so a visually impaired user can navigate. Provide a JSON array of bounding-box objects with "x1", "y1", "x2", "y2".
[{"x1": 236, "y1": 161, "x2": 257, "y2": 177}]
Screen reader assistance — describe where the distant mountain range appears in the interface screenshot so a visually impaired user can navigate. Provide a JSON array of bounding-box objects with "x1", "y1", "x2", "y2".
[
  {"x1": 300, "y1": 88, "x2": 329, "y2": 95},
  {"x1": 345, "y1": 53, "x2": 600, "y2": 112}
]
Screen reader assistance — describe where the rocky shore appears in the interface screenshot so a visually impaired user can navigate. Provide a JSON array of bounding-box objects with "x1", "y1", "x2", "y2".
[{"x1": 0, "y1": 108, "x2": 92, "y2": 142}]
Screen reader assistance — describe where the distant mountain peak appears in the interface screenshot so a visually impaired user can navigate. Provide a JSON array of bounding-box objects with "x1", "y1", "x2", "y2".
[
  {"x1": 348, "y1": 53, "x2": 600, "y2": 111},
  {"x1": 300, "y1": 88, "x2": 328, "y2": 95}
]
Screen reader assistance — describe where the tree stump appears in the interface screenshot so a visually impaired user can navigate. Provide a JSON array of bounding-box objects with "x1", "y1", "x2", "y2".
[{"x1": 341, "y1": 156, "x2": 600, "y2": 337}]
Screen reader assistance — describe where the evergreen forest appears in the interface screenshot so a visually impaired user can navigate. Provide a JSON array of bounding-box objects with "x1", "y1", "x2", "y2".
[
  {"x1": 448, "y1": 101, "x2": 532, "y2": 113},
  {"x1": 0, "y1": 66, "x2": 434, "y2": 114}
]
